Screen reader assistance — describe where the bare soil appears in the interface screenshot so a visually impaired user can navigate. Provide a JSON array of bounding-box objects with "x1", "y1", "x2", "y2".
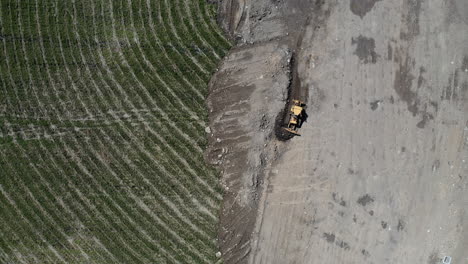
[{"x1": 210, "y1": 0, "x2": 468, "y2": 263}]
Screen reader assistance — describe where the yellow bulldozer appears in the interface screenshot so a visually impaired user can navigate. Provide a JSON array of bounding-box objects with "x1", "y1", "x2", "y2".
[{"x1": 284, "y1": 99, "x2": 305, "y2": 136}]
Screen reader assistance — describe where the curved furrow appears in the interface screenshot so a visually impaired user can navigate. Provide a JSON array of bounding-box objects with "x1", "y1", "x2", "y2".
[
  {"x1": 62, "y1": 135, "x2": 203, "y2": 263},
  {"x1": 102, "y1": 0, "x2": 209, "y2": 151},
  {"x1": 158, "y1": 0, "x2": 217, "y2": 75},
  {"x1": 56, "y1": 139, "x2": 165, "y2": 263},
  {"x1": 0, "y1": 0, "x2": 231, "y2": 262},
  {"x1": 177, "y1": 0, "x2": 226, "y2": 60},
  {"x1": 1, "y1": 158, "x2": 87, "y2": 263},
  {"x1": 28, "y1": 141, "x2": 145, "y2": 263},
  {"x1": 0, "y1": 26, "x2": 13, "y2": 117},
  {"x1": 0, "y1": 185, "x2": 67, "y2": 263},
  {"x1": 36, "y1": 0, "x2": 94, "y2": 120},
  {"x1": 99, "y1": 118, "x2": 222, "y2": 211},
  {"x1": 30, "y1": 2, "x2": 120, "y2": 259},
  {"x1": 126, "y1": 0, "x2": 208, "y2": 107},
  {"x1": 83, "y1": 0, "x2": 221, "y2": 205},
  {"x1": 145, "y1": 0, "x2": 215, "y2": 96},
  {"x1": 86, "y1": 130, "x2": 216, "y2": 262},
  {"x1": 144, "y1": 1, "x2": 213, "y2": 96},
  {"x1": 0, "y1": 69, "x2": 104, "y2": 263},
  {"x1": 34, "y1": 22, "x2": 165, "y2": 259},
  {"x1": 110, "y1": 0, "x2": 210, "y2": 145},
  {"x1": 2, "y1": 3, "x2": 122, "y2": 264},
  {"x1": 10, "y1": 0, "x2": 40, "y2": 117},
  {"x1": 134, "y1": 0, "x2": 210, "y2": 100},
  {"x1": 0, "y1": 198, "x2": 43, "y2": 263},
  {"x1": 2, "y1": 1, "x2": 34, "y2": 117},
  {"x1": 119, "y1": 0, "x2": 208, "y2": 121},
  {"x1": 197, "y1": 0, "x2": 231, "y2": 50},
  {"x1": 170, "y1": 0, "x2": 221, "y2": 68},
  {"x1": 88, "y1": 132, "x2": 217, "y2": 241},
  {"x1": 12, "y1": 0, "x2": 157, "y2": 260},
  {"x1": 140, "y1": 124, "x2": 223, "y2": 203},
  {"x1": 5, "y1": 2, "x2": 88, "y2": 261},
  {"x1": 93, "y1": 126, "x2": 219, "y2": 231},
  {"x1": 0, "y1": 200, "x2": 54, "y2": 263},
  {"x1": 66, "y1": 22, "x2": 221, "y2": 258},
  {"x1": 13, "y1": 140, "x2": 117, "y2": 262},
  {"x1": 20, "y1": 0, "x2": 71, "y2": 120},
  {"x1": 82, "y1": 0, "x2": 221, "y2": 201},
  {"x1": 142, "y1": 130, "x2": 223, "y2": 202},
  {"x1": 0, "y1": 246, "x2": 23, "y2": 264}
]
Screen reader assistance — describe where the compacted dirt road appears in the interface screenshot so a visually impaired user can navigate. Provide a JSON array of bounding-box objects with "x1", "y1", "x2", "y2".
[{"x1": 211, "y1": 0, "x2": 467, "y2": 263}]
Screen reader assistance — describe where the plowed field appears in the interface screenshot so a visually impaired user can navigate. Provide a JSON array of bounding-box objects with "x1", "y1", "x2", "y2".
[{"x1": 0, "y1": 1, "x2": 230, "y2": 263}]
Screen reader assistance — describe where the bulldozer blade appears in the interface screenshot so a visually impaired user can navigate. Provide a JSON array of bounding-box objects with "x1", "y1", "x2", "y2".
[{"x1": 284, "y1": 128, "x2": 301, "y2": 136}]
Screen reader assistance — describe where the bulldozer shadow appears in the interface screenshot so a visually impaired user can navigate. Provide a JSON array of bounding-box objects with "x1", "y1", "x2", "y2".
[{"x1": 297, "y1": 110, "x2": 308, "y2": 128}]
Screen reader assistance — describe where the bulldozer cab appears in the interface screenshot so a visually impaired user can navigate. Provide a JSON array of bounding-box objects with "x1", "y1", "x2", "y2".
[{"x1": 283, "y1": 99, "x2": 305, "y2": 136}]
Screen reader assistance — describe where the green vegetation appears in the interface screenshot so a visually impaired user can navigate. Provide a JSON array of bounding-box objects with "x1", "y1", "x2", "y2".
[{"x1": 0, "y1": 0, "x2": 230, "y2": 263}]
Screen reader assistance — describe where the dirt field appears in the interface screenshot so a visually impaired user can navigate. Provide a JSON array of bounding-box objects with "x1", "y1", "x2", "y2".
[{"x1": 212, "y1": 0, "x2": 467, "y2": 263}]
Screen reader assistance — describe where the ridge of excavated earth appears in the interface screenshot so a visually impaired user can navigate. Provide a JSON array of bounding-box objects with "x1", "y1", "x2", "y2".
[{"x1": 209, "y1": 0, "x2": 468, "y2": 263}]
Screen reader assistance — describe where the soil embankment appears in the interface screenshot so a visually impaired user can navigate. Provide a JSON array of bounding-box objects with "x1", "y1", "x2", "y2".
[
  {"x1": 207, "y1": 0, "x2": 330, "y2": 262},
  {"x1": 205, "y1": 42, "x2": 292, "y2": 263}
]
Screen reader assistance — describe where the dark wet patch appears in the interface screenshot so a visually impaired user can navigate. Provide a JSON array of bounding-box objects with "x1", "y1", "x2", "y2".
[
  {"x1": 323, "y1": 232, "x2": 335, "y2": 243},
  {"x1": 416, "y1": 112, "x2": 434, "y2": 128},
  {"x1": 353, "y1": 215, "x2": 357, "y2": 223},
  {"x1": 394, "y1": 56, "x2": 419, "y2": 116},
  {"x1": 462, "y1": 81, "x2": 468, "y2": 100},
  {"x1": 361, "y1": 249, "x2": 370, "y2": 257},
  {"x1": 400, "y1": 0, "x2": 423, "y2": 41},
  {"x1": 338, "y1": 211, "x2": 345, "y2": 217},
  {"x1": 430, "y1": 101, "x2": 438, "y2": 113},
  {"x1": 401, "y1": 146, "x2": 406, "y2": 152},
  {"x1": 389, "y1": 96, "x2": 395, "y2": 104},
  {"x1": 334, "y1": 103, "x2": 338, "y2": 108},
  {"x1": 352, "y1": 36, "x2": 379, "y2": 64},
  {"x1": 462, "y1": 55, "x2": 468, "y2": 71},
  {"x1": 370, "y1": 100, "x2": 382, "y2": 110},
  {"x1": 350, "y1": 0, "x2": 381, "y2": 18},
  {"x1": 417, "y1": 66, "x2": 426, "y2": 88},
  {"x1": 357, "y1": 194, "x2": 374, "y2": 206},
  {"x1": 324, "y1": 233, "x2": 351, "y2": 250},
  {"x1": 443, "y1": 70, "x2": 460, "y2": 100},
  {"x1": 336, "y1": 240, "x2": 350, "y2": 250},
  {"x1": 397, "y1": 219, "x2": 405, "y2": 231},
  {"x1": 387, "y1": 43, "x2": 393, "y2": 60},
  {"x1": 332, "y1": 193, "x2": 347, "y2": 207},
  {"x1": 348, "y1": 168, "x2": 354, "y2": 174},
  {"x1": 368, "y1": 210, "x2": 374, "y2": 216},
  {"x1": 381, "y1": 221, "x2": 388, "y2": 229}
]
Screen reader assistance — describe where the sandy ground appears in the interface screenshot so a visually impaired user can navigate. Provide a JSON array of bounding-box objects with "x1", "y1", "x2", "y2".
[
  {"x1": 212, "y1": 0, "x2": 467, "y2": 263},
  {"x1": 206, "y1": 41, "x2": 292, "y2": 263}
]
